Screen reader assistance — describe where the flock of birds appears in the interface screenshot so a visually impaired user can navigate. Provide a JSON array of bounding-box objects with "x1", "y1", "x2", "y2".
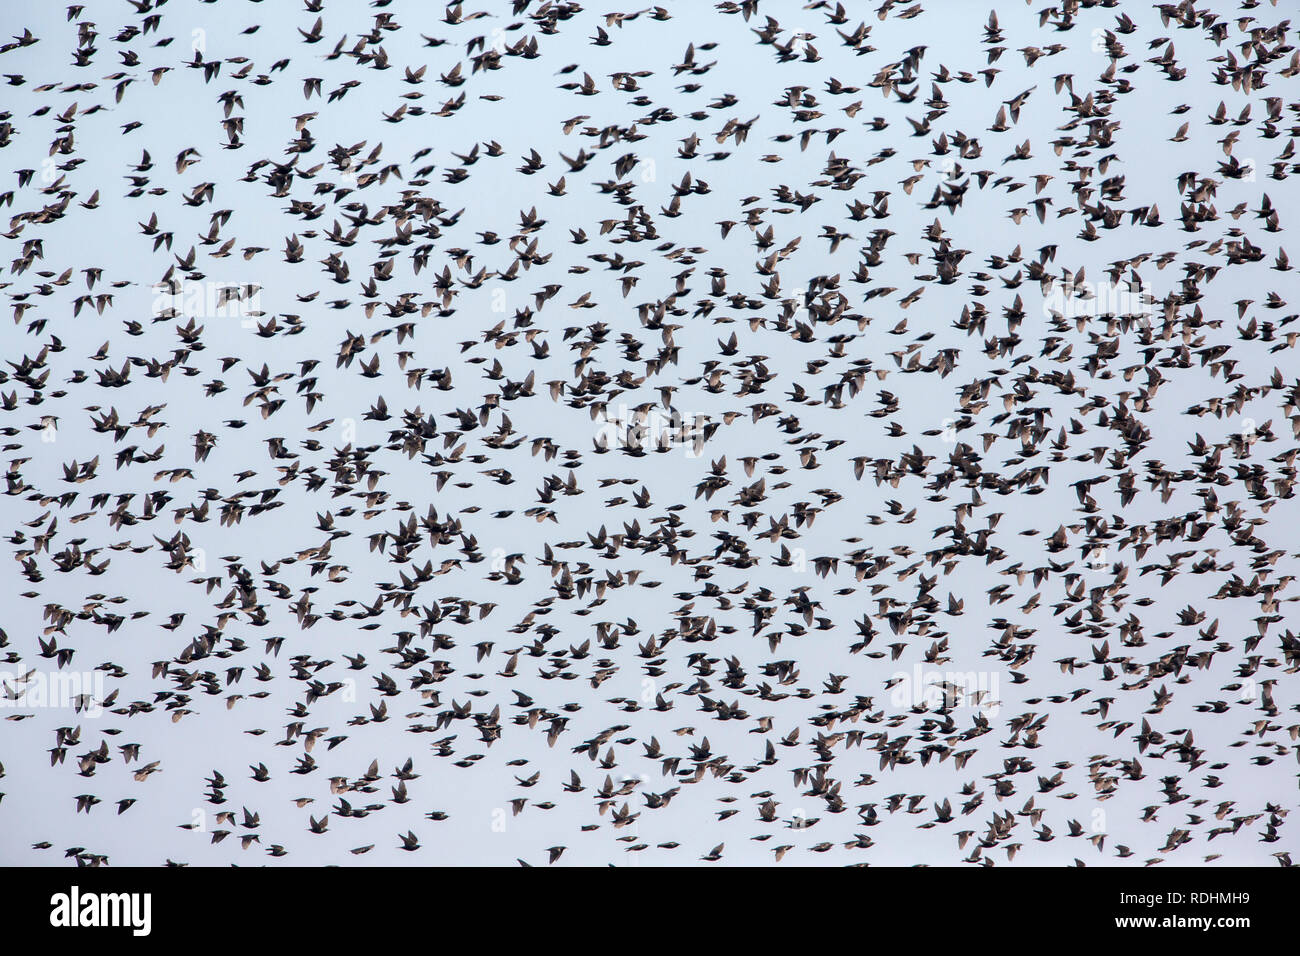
[{"x1": 0, "y1": 0, "x2": 1298, "y2": 867}]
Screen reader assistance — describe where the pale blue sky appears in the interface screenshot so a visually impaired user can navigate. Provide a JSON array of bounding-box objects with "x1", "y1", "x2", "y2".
[{"x1": 0, "y1": 0, "x2": 1296, "y2": 867}]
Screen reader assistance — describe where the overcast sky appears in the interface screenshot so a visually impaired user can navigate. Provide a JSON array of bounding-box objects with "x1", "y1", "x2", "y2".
[{"x1": 0, "y1": 0, "x2": 1296, "y2": 867}]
